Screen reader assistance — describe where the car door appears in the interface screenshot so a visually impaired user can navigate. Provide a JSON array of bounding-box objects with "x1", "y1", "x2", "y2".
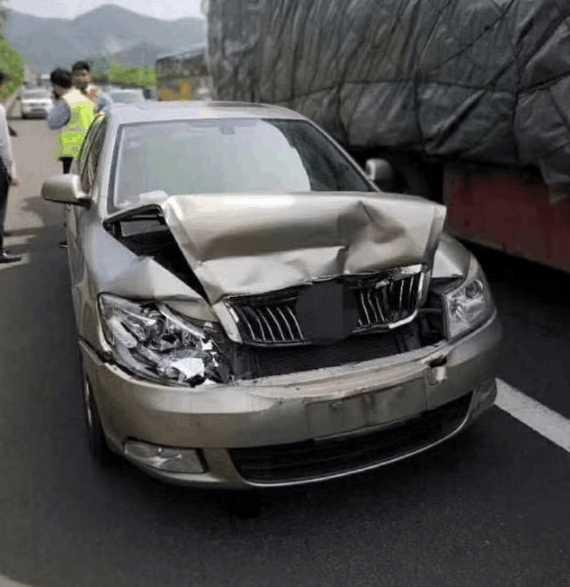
[
  {"x1": 67, "y1": 118, "x2": 107, "y2": 323},
  {"x1": 66, "y1": 118, "x2": 102, "y2": 252}
]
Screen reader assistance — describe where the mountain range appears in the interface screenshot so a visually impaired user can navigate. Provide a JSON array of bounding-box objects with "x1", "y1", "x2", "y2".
[{"x1": 5, "y1": 4, "x2": 207, "y2": 72}]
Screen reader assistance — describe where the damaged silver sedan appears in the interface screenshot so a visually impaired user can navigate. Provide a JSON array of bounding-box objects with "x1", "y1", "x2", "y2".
[{"x1": 42, "y1": 102, "x2": 501, "y2": 488}]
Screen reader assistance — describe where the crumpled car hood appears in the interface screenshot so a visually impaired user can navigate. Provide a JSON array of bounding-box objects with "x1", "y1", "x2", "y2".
[{"x1": 161, "y1": 192, "x2": 446, "y2": 304}]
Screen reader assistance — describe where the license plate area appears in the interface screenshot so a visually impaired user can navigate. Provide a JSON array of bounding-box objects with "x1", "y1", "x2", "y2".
[{"x1": 307, "y1": 378, "x2": 427, "y2": 439}]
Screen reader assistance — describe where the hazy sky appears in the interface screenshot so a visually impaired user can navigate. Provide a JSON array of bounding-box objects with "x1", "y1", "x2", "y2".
[{"x1": 8, "y1": 0, "x2": 204, "y2": 20}]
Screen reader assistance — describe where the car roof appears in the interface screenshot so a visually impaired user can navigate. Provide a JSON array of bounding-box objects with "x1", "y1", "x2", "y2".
[{"x1": 108, "y1": 101, "x2": 307, "y2": 125}]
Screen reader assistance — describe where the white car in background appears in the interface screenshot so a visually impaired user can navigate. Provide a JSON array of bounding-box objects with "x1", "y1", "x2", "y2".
[{"x1": 19, "y1": 88, "x2": 53, "y2": 119}]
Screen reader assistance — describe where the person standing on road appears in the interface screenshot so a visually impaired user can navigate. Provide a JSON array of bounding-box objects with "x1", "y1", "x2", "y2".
[
  {"x1": 47, "y1": 68, "x2": 96, "y2": 174},
  {"x1": 71, "y1": 61, "x2": 111, "y2": 113},
  {"x1": 0, "y1": 70, "x2": 21, "y2": 265}
]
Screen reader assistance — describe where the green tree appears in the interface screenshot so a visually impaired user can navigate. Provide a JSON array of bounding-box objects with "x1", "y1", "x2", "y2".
[
  {"x1": 0, "y1": 0, "x2": 6, "y2": 31},
  {"x1": 107, "y1": 63, "x2": 156, "y2": 90},
  {"x1": 0, "y1": 4, "x2": 24, "y2": 100}
]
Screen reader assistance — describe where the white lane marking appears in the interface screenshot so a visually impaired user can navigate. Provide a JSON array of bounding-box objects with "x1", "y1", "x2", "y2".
[{"x1": 496, "y1": 379, "x2": 570, "y2": 453}]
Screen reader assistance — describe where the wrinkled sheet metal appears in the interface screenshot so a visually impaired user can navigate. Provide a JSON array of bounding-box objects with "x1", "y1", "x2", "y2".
[
  {"x1": 85, "y1": 223, "x2": 201, "y2": 302},
  {"x1": 76, "y1": 222, "x2": 216, "y2": 351},
  {"x1": 208, "y1": 0, "x2": 570, "y2": 190},
  {"x1": 162, "y1": 193, "x2": 446, "y2": 304}
]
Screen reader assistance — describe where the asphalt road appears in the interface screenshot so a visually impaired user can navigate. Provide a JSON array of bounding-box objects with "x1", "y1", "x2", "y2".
[{"x1": 0, "y1": 119, "x2": 569, "y2": 587}]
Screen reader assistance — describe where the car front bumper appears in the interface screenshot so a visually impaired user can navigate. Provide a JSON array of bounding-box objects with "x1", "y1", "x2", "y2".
[
  {"x1": 21, "y1": 106, "x2": 50, "y2": 117},
  {"x1": 80, "y1": 312, "x2": 501, "y2": 489}
]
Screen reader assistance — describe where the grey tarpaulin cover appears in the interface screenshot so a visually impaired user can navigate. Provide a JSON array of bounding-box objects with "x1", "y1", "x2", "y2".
[{"x1": 207, "y1": 0, "x2": 570, "y2": 189}]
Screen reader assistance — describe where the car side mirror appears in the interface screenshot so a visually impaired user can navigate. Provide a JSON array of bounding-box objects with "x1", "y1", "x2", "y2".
[
  {"x1": 42, "y1": 174, "x2": 90, "y2": 207},
  {"x1": 365, "y1": 158, "x2": 396, "y2": 191}
]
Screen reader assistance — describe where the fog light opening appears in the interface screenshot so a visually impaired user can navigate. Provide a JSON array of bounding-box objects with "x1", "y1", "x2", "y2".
[{"x1": 124, "y1": 441, "x2": 206, "y2": 474}]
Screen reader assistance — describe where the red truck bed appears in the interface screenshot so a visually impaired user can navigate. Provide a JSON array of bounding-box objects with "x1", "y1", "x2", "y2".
[{"x1": 444, "y1": 167, "x2": 570, "y2": 273}]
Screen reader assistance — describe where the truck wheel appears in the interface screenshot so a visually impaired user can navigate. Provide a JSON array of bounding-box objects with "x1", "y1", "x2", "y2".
[{"x1": 82, "y1": 373, "x2": 113, "y2": 464}]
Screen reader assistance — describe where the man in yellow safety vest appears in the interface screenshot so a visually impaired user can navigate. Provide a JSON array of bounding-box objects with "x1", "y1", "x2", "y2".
[
  {"x1": 47, "y1": 68, "x2": 96, "y2": 174},
  {"x1": 71, "y1": 61, "x2": 111, "y2": 113}
]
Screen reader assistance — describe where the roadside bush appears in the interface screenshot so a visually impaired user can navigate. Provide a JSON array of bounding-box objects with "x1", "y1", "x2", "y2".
[
  {"x1": 105, "y1": 63, "x2": 156, "y2": 90},
  {"x1": 0, "y1": 37, "x2": 23, "y2": 100}
]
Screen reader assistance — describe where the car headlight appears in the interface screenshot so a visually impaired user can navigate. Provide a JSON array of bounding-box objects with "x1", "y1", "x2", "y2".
[
  {"x1": 442, "y1": 257, "x2": 495, "y2": 340},
  {"x1": 98, "y1": 295, "x2": 231, "y2": 388}
]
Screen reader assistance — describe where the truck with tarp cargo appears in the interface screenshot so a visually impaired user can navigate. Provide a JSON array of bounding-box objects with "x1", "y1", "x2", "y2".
[{"x1": 207, "y1": 0, "x2": 570, "y2": 272}]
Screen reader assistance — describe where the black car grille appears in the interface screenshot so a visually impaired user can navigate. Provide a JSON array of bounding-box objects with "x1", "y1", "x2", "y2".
[
  {"x1": 226, "y1": 266, "x2": 425, "y2": 346},
  {"x1": 231, "y1": 394, "x2": 472, "y2": 484}
]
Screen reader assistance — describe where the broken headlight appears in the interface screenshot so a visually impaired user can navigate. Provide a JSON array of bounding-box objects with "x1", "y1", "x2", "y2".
[
  {"x1": 98, "y1": 295, "x2": 231, "y2": 388},
  {"x1": 442, "y1": 257, "x2": 495, "y2": 340}
]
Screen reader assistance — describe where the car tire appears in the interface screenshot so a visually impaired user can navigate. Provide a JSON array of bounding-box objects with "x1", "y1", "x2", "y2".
[{"x1": 81, "y1": 372, "x2": 114, "y2": 465}]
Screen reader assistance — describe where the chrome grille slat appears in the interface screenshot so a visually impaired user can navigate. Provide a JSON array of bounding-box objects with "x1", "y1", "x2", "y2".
[
  {"x1": 243, "y1": 306, "x2": 268, "y2": 341},
  {"x1": 381, "y1": 285, "x2": 391, "y2": 320},
  {"x1": 389, "y1": 282, "x2": 398, "y2": 316},
  {"x1": 397, "y1": 279, "x2": 405, "y2": 320},
  {"x1": 366, "y1": 290, "x2": 380, "y2": 323},
  {"x1": 407, "y1": 274, "x2": 416, "y2": 313},
  {"x1": 360, "y1": 291, "x2": 372, "y2": 326},
  {"x1": 266, "y1": 307, "x2": 286, "y2": 341},
  {"x1": 258, "y1": 308, "x2": 277, "y2": 342},
  {"x1": 373, "y1": 289, "x2": 386, "y2": 322},
  {"x1": 416, "y1": 274, "x2": 423, "y2": 307},
  {"x1": 227, "y1": 267, "x2": 425, "y2": 346},
  {"x1": 234, "y1": 306, "x2": 256, "y2": 341},
  {"x1": 285, "y1": 305, "x2": 304, "y2": 340},
  {"x1": 276, "y1": 306, "x2": 295, "y2": 341},
  {"x1": 415, "y1": 274, "x2": 421, "y2": 308}
]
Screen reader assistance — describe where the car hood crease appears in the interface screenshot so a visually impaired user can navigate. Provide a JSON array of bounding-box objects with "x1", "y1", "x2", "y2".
[{"x1": 159, "y1": 192, "x2": 447, "y2": 304}]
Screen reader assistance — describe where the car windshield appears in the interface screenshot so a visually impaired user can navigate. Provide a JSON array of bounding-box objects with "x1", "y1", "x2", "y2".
[
  {"x1": 22, "y1": 90, "x2": 50, "y2": 99},
  {"x1": 113, "y1": 118, "x2": 373, "y2": 208},
  {"x1": 111, "y1": 91, "x2": 144, "y2": 104}
]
